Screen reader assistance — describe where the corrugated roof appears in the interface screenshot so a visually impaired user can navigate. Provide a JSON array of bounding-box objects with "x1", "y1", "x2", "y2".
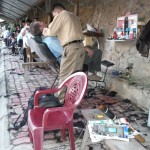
[
  {"x1": 0, "y1": 18, "x2": 4, "y2": 22},
  {"x1": 0, "y1": 0, "x2": 42, "y2": 21}
]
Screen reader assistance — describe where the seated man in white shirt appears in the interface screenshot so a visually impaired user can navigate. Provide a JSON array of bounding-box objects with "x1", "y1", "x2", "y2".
[
  {"x1": 2, "y1": 28, "x2": 10, "y2": 47},
  {"x1": 20, "y1": 19, "x2": 32, "y2": 62}
]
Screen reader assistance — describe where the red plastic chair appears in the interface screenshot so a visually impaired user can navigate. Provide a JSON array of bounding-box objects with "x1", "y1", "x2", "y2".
[{"x1": 28, "y1": 72, "x2": 88, "y2": 150}]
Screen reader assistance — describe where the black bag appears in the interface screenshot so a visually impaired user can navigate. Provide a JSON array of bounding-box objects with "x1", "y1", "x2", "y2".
[
  {"x1": 136, "y1": 20, "x2": 150, "y2": 58},
  {"x1": 9, "y1": 87, "x2": 63, "y2": 130}
]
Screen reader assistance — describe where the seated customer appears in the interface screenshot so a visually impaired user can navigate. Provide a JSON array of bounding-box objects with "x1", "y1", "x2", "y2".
[
  {"x1": 83, "y1": 36, "x2": 102, "y2": 81},
  {"x1": 30, "y1": 22, "x2": 102, "y2": 77},
  {"x1": 30, "y1": 22, "x2": 63, "y2": 63}
]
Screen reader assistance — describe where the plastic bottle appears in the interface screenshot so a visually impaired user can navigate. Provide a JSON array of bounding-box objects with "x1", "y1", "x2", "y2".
[
  {"x1": 113, "y1": 31, "x2": 118, "y2": 39},
  {"x1": 117, "y1": 28, "x2": 121, "y2": 38},
  {"x1": 121, "y1": 29, "x2": 124, "y2": 36},
  {"x1": 99, "y1": 105, "x2": 116, "y2": 120},
  {"x1": 129, "y1": 28, "x2": 134, "y2": 40},
  {"x1": 125, "y1": 28, "x2": 129, "y2": 40},
  {"x1": 133, "y1": 28, "x2": 136, "y2": 39},
  {"x1": 124, "y1": 17, "x2": 128, "y2": 33}
]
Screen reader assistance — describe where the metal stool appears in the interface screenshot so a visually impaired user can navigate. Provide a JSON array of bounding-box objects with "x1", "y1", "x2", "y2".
[{"x1": 89, "y1": 60, "x2": 114, "y2": 89}]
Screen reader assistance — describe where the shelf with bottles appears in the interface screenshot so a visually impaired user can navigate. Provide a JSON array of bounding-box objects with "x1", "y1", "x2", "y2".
[
  {"x1": 117, "y1": 14, "x2": 138, "y2": 39},
  {"x1": 108, "y1": 14, "x2": 141, "y2": 41},
  {"x1": 107, "y1": 27, "x2": 137, "y2": 42}
]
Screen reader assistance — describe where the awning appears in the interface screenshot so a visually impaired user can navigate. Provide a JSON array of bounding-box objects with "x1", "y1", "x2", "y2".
[{"x1": 0, "y1": 0, "x2": 42, "y2": 21}]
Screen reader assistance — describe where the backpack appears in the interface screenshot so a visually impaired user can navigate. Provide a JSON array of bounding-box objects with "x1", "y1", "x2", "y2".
[{"x1": 9, "y1": 87, "x2": 63, "y2": 130}]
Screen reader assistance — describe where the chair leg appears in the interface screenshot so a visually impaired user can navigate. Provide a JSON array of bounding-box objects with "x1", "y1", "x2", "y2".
[
  {"x1": 33, "y1": 129, "x2": 43, "y2": 150},
  {"x1": 68, "y1": 122, "x2": 75, "y2": 150},
  {"x1": 60, "y1": 129, "x2": 66, "y2": 141}
]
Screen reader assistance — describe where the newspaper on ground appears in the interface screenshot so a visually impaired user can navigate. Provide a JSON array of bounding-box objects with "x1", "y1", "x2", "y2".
[{"x1": 88, "y1": 119, "x2": 129, "y2": 142}]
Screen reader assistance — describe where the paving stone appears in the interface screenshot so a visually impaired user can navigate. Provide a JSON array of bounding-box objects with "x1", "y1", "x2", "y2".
[
  {"x1": 17, "y1": 89, "x2": 29, "y2": 93},
  {"x1": 13, "y1": 137, "x2": 30, "y2": 145},
  {"x1": 9, "y1": 95, "x2": 19, "y2": 99},
  {"x1": 4, "y1": 48, "x2": 150, "y2": 150},
  {"x1": 11, "y1": 99, "x2": 20, "y2": 103},
  {"x1": 20, "y1": 98, "x2": 29, "y2": 102},
  {"x1": 21, "y1": 85, "x2": 28, "y2": 88},
  {"x1": 20, "y1": 126, "x2": 28, "y2": 132},
  {"x1": 24, "y1": 93, "x2": 32, "y2": 97},
  {"x1": 14, "y1": 108, "x2": 23, "y2": 114},
  {"x1": 11, "y1": 103, "x2": 20, "y2": 107},
  {"x1": 10, "y1": 132, "x2": 15, "y2": 140},
  {"x1": 21, "y1": 103, "x2": 28, "y2": 108},
  {"x1": 12, "y1": 144, "x2": 33, "y2": 150},
  {"x1": 19, "y1": 93, "x2": 26, "y2": 98},
  {"x1": 15, "y1": 132, "x2": 29, "y2": 138},
  {"x1": 44, "y1": 133, "x2": 55, "y2": 140}
]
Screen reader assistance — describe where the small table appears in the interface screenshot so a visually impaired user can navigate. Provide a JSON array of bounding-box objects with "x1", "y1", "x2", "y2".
[{"x1": 80, "y1": 109, "x2": 109, "y2": 150}]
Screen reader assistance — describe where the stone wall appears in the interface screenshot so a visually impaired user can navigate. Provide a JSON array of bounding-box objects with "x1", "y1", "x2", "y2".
[
  {"x1": 28, "y1": 0, "x2": 150, "y2": 78},
  {"x1": 78, "y1": 0, "x2": 150, "y2": 78}
]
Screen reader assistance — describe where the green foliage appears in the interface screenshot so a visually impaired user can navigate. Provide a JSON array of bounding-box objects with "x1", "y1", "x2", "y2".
[{"x1": 5, "y1": 22, "x2": 16, "y2": 32}]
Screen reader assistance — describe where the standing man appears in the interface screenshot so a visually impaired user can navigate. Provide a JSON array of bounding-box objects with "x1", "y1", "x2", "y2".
[
  {"x1": 21, "y1": 19, "x2": 32, "y2": 62},
  {"x1": 2, "y1": 28, "x2": 10, "y2": 47},
  {"x1": 41, "y1": 4, "x2": 85, "y2": 103}
]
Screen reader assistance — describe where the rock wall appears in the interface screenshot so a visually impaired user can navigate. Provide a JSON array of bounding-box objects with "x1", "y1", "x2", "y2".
[
  {"x1": 78, "y1": 0, "x2": 150, "y2": 78},
  {"x1": 29, "y1": 0, "x2": 150, "y2": 78}
]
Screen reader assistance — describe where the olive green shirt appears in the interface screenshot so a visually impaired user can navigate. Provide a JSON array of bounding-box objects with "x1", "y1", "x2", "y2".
[{"x1": 43, "y1": 10, "x2": 84, "y2": 46}]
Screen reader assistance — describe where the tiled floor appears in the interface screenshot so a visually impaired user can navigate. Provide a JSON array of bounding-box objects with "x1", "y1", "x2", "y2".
[{"x1": 3, "y1": 48, "x2": 150, "y2": 150}]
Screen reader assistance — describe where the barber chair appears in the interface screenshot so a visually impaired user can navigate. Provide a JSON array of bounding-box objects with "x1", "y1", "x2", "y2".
[
  {"x1": 28, "y1": 72, "x2": 88, "y2": 150},
  {"x1": 22, "y1": 38, "x2": 60, "y2": 82}
]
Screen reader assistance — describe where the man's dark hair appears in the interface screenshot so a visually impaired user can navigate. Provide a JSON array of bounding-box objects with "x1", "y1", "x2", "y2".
[
  {"x1": 22, "y1": 20, "x2": 25, "y2": 23},
  {"x1": 30, "y1": 22, "x2": 42, "y2": 36},
  {"x1": 53, "y1": 4, "x2": 65, "y2": 11},
  {"x1": 25, "y1": 19, "x2": 32, "y2": 23}
]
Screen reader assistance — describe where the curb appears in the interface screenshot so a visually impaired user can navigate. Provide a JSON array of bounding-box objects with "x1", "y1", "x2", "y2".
[{"x1": 0, "y1": 48, "x2": 12, "y2": 150}]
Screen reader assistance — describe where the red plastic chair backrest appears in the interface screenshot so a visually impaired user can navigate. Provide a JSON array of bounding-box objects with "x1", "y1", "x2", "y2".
[
  {"x1": 42, "y1": 72, "x2": 88, "y2": 129},
  {"x1": 59, "y1": 72, "x2": 88, "y2": 107}
]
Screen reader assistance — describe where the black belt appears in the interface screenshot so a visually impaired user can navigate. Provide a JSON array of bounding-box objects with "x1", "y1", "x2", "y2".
[{"x1": 63, "y1": 40, "x2": 82, "y2": 47}]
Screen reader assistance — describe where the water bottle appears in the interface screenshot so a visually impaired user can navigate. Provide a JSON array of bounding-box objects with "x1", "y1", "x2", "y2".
[
  {"x1": 129, "y1": 28, "x2": 134, "y2": 40},
  {"x1": 124, "y1": 17, "x2": 128, "y2": 33},
  {"x1": 99, "y1": 105, "x2": 116, "y2": 120},
  {"x1": 133, "y1": 28, "x2": 136, "y2": 39},
  {"x1": 125, "y1": 28, "x2": 129, "y2": 40}
]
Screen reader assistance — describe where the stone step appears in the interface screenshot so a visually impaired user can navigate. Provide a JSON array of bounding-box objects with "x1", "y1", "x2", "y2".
[
  {"x1": 105, "y1": 75, "x2": 150, "y2": 110},
  {"x1": 104, "y1": 139, "x2": 146, "y2": 150}
]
